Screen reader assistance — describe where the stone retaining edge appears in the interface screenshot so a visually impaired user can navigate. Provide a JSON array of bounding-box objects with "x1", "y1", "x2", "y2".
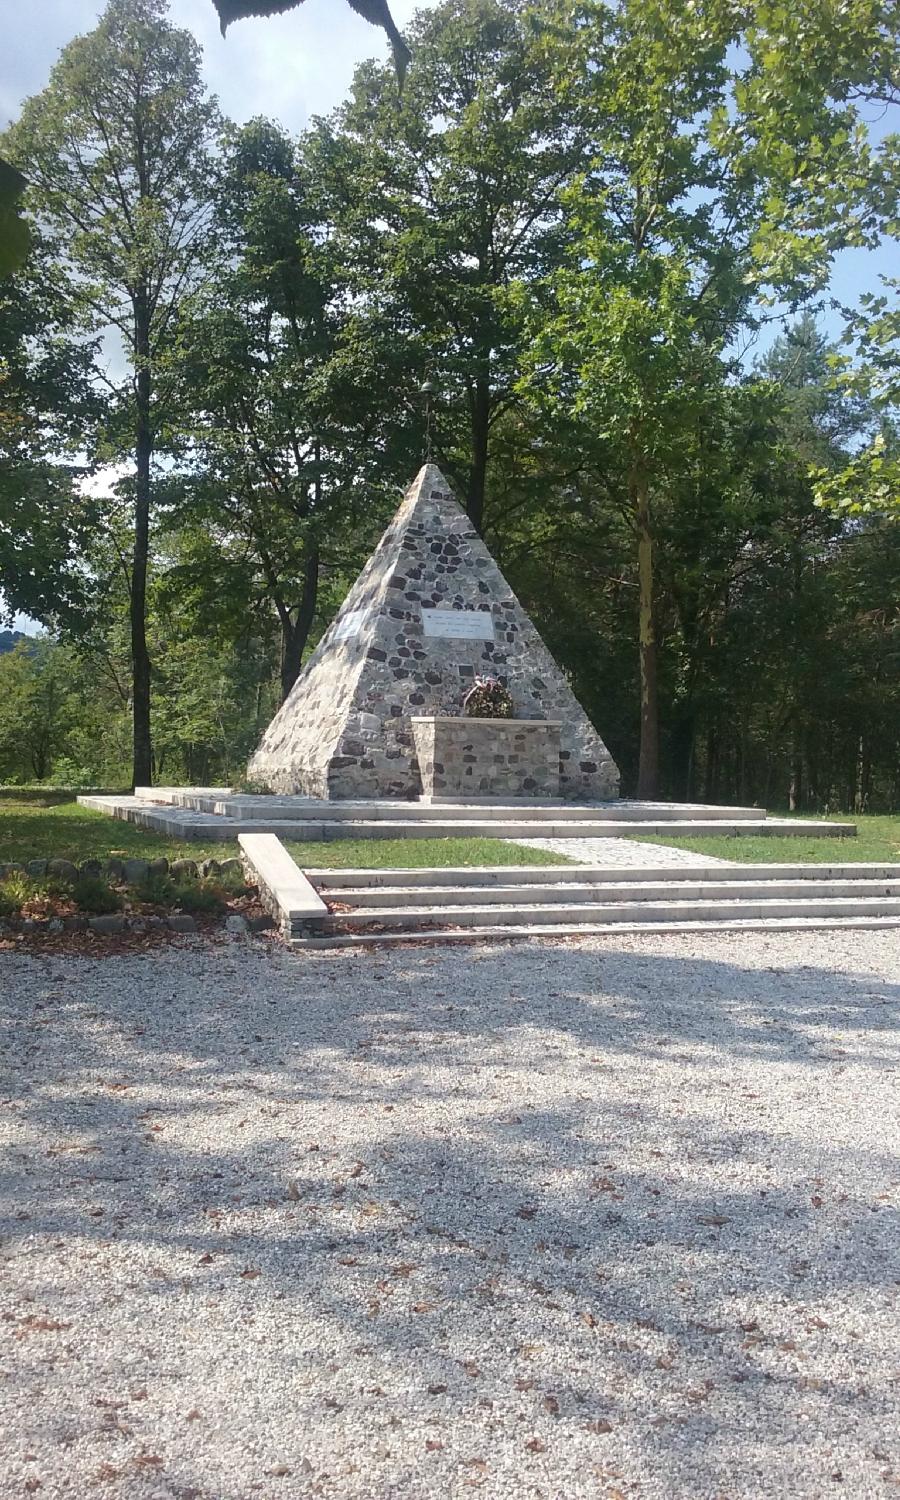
[{"x1": 238, "y1": 833, "x2": 328, "y2": 938}]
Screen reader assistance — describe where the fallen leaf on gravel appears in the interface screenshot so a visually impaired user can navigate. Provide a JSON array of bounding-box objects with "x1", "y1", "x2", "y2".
[
  {"x1": 543, "y1": 1395, "x2": 560, "y2": 1415},
  {"x1": 740, "y1": 1320, "x2": 759, "y2": 1333},
  {"x1": 425, "y1": 1440, "x2": 444, "y2": 1451},
  {"x1": 132, "y1": 1454, "x2": 164, "y2": 1469},
  {"x1": 266, "y1": 1465, "x2": 292, "y2": 1477},
  {"x1": 14, "y1": 1316, "x2": 71, "y2": 1337},
  {"x1": 464, "y1": 1459, "x2": 488, "y2": 1471},
  {"x1": 240, "y1": 1266, "x2": 261, "y2": 1279},
  {"x1": 585, "y1": 1419, "x2": 613, "y2": 1434},
  {"x1": 428, "y1": 1383, "x2": 448, "y2": 1395},
  {"x1": 286, "y1": 1181, "x2": 301, "y2": 1201},
  {"x1": 185, "y1": 1409, "x2": 201, "y2": 1421},
  {"x1": 412, "y1": 1301, "x2": 440, "y2": 1313},
  {"x1": 197, "y1": 1253, "x2": 213, "y2": 1264},
  {"x1": 516, "y1": 1205, "x2": 538, "y2": 1220},
  {"x1": 525, "y1": 1438, "x2": 546, "y2": 1453},
  {"x1": 696, "y1": 1214, "x2": 730, "y2": 1227},
  {"x1": 130, "y1": 1389, "x2": 148, "y2": 1401},
  {"x1": 806, "y1": 1316, "x2": 829, "y2": 1330},
  {"x1": 656, "y1": 1354, "x2": 675, "y2": 1370},
  {"x1": 515, "y1": 1378, "x2": 534, "y2": 1391},
  {"x1": 580, "y1": 1310, "x2": 597, "y2": 1329},
  {"x1": 462, "y1": 1360, "x2": 481, "y2": 1379}
]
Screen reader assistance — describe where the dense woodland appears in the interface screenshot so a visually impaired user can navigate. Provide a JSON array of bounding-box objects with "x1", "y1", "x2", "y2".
[{"x1": 0, "y1": 0, "x2": 897, "y2": 807}]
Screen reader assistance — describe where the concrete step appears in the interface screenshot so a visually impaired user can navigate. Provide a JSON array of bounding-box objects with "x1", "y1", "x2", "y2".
[
  {"x1": 294, "y1": 915, "x2": 900, "y2": 947},
  {"x1": 279, "y1": 817, "x2": 853, "y2": 840},
  {"x1": 320, "y1": 895, "x2": 900, "y2": 933},
  {"x1": 311, "y1": 862, "x2": 900, "y2": 891},
  {"x1": 78, "y1": 795, "x2": 857, "y2": 843},
  {"x1": 182, "y1": 795, "x2": 765, "y2": 824},
  {"x1": 320, "y1": 877, "x2": 900, "y2": 909}
]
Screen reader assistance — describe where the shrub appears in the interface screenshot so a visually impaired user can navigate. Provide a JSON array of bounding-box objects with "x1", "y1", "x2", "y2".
[
  {"x1": 0, "y1": 872, "x2": 39, "y2": 916},
  {"x1": 130, "y1": 873, "x2": 177, "y2": 907},
  {"x1": 172, "y1": 878, "x2": 227, "y2": 915},
  {"x1": 71, "y1": 876, "x2": 121, "y2": 915},
  {"x1": 129, "y1": 873, "x2": 228, "y2": 915}
]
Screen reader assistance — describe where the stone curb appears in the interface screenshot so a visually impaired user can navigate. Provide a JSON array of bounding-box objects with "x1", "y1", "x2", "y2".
[
  {"x1": 0, "y1": 855, "x2": 244, "y2": 881},
  {"x1": 0, "y1": 911, "x2": 275, "y2": 938}
]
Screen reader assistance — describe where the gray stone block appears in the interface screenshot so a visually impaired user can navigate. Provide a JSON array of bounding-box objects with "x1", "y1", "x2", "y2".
[
  {"x1": 47, "y1": 858, "x2": 78, "y2": 883},
  {"x1": 78, "y1": 859, "x2": 102, "y2": 878},
  {"x1": 26, "y1": 859, "x2": 48, "y2": 877},
  {"x1": 88, "y1": 913, "x2": 125, "y2": 935},
  {"x1": 170, "y1": 859, "x2": 198, "y2": 880},
  {"x1": 247, "y1": 912, "x2": 275, "y2": 932},
  {"x1": 105, "y1": 857, "x2": 126, "y2": 882},
  {"x1": 167, "y1": 914, "x2": 197, "y2": 932},
  {"x1": 218, "y1": 858, "x2": 243, "y2": 879},
  {"x1": 200, "y1": 858, "x2": 221, "y2": 879},
  {"x1": 123, "y1": 858, "x2": 151, "y2": 884},
  {"x1": 148, "y1": 857, "x2": 169, "y2": 876},
  {"x1": 224, "y1": 913, "x2": 248, "y2": 934}
]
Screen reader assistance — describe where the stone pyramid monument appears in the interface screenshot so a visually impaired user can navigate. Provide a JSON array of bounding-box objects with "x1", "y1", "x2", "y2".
[{"x1": 248, "y1": 465, "x2": 620, "y2": 801}]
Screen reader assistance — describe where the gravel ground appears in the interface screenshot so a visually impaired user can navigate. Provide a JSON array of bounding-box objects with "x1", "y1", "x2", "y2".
[
  {"x1": 1, "y1": 928, "x2": 898, "y2": 1500},
  {"x1": 510, "y1": 836, "x2": 732, "y2": 866}
]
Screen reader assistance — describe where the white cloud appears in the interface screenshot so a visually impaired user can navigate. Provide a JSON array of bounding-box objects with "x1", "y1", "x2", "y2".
[{"x1": 1, "y1": 0, "x2": 426, "y2": 134}]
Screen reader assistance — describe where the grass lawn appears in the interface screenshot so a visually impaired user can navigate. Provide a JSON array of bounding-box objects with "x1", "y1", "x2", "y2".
[
  {"x1": 284, "y1": 836, "x2": 569, "y2": 868},
  {"x1": 633, "y1": 812, "x2": 900, "y2": 864},
  {"x1": 0, "y1": 796, "x2": 569, "y2": 869}
]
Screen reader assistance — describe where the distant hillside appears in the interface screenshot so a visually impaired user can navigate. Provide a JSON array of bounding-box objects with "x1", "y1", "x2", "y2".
[{"x1": 0, "y1": 629, "x2": 27, "y2": 655}]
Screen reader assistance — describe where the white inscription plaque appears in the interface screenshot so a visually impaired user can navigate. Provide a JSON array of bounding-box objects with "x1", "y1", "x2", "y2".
[
  {"x1": 421, "y1": 608, "x2": 495, "y2": 642},
  {"x1": 333, "y1": 609, "x2": 367, "y2": 642}
]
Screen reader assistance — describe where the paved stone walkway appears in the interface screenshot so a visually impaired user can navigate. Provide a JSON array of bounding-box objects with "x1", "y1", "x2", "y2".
[{"x1": 511, "y1": 835, "x2": 733, "y2": 867}]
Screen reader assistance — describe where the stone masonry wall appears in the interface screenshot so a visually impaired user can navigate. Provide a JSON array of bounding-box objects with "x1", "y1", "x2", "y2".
[
  {"x1": 411, "y1": 717, "x2": 562, "y2": 799},
  {"x1": 248, "y1": 465, "x2": 620, "y2": 801}
]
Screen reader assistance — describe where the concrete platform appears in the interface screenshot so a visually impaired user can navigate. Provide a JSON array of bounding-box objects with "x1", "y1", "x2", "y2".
[{"x1": 79, "y1": 791, "x2": 856, "y2": 843}]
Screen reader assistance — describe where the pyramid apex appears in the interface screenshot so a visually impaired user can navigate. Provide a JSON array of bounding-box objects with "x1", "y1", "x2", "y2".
[{"x1": 408, "y1": 461, "x2": 454, "y2": 496}]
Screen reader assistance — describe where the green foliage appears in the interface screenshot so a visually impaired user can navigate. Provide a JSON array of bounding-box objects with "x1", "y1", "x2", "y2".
[
  {"x1": 0, "y1": 871, "x2": 36, "y2": 915},
  {"x1": 0, "y1": 157, "x2": 31, "y2": 275},
  {"x1": 71, "y1": 876, "x2": 121, "y2": 914},
  {"x1": 171, "y1": 878, "x2": 228, "y2": 914}
]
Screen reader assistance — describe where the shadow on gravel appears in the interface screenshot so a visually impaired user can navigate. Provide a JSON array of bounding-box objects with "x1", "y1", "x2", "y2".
[{"x1": 1, "y1": 938, "x2": 898, "y2": 1498}]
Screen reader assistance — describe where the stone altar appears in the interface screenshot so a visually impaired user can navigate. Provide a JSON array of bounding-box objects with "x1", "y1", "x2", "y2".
[{"x1": 411, "y1": 716, "x2": 562, "y2": 800}]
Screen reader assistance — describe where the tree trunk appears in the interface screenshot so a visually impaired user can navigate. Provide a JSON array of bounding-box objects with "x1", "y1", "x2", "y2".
[
  {"x1": 634, "y1": 469, "x2": 659, "y2": 799},
  {"x1": 467, "y1": 377, "x2": 490, "y2": 533},
  {"x1": 788, "y1": 729, "x2": 802, "y2": 812},
  {"x1": 131, "y1": 298, "x2": 153, "y2": 790},
  {"x1": 279, "y1": 544, "x2": 320, "y2": 702}
]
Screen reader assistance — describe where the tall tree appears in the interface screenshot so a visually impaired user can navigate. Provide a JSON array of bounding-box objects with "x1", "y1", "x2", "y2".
[
  {"x1": 525, "y1": 0, "x2": 893, "y2": 795},
  {"x1": 0, "y1": 235, "x2": 100, "y2": 630},
  {"x1": 4, "y1": 0, "x2": 220, "y2": 786},
  {"x1": 172, "y1": 118, "x2": 397, "y2": 700},
  {"x1": 320, "y1": 0, "x2": 575, "y2": 531}
]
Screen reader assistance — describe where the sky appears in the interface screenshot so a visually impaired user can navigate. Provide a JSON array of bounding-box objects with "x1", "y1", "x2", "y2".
[{"x1": 1, "y1": 0, "x2": 427, "y2": 138}]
